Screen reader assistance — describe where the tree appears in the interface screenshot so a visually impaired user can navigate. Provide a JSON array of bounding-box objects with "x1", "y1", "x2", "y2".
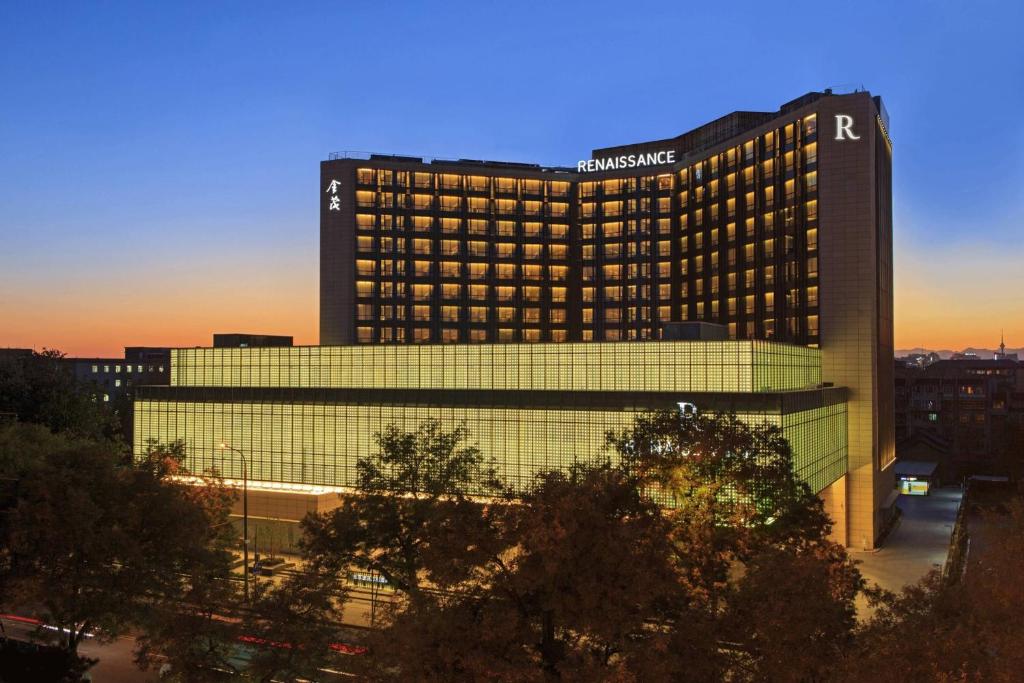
[
  {"x1": 298, "y1": 414, "x2": 863, "y2": 681},
  {"x1": 2, "y1": 436, "x2": 239, "y2": 675},
  {"x1": 301, "y1": 419, "x2": 506, "y2": 601},
  {"x1": 0, "y1": 349, "x2": 120, "y2": 443},
  {"x1": 131, "y1": 442, "x2": 243, "y2": 682},
  {"x1": 240, "y1": 566, "x2": 351, "y2": 683},
  {"x1": 607, "y1": 409, "x2": 862, "y2": 682},
  {"x1": 366, "y1": 464, "x2": 681, "y2": 682}
]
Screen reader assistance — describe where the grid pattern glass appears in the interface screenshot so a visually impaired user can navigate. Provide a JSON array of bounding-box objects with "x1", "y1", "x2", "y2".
[
  {"x1": 134, "y1": 399, "x2": 845, "y2": 495},
  {"x1": 171, "y1": 340, "x2": 821, "y2": 393}
]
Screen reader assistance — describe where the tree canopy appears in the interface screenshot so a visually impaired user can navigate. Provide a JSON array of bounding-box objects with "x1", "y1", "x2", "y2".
[
  {"x1": 295, "y1": 411, "x2": 863, "y2": 681},
  {"x1": 0, "y1": 349, "x2": 121, "y2": 443}
]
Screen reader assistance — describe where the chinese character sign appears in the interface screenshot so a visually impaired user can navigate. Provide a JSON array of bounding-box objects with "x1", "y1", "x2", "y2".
[{"x1": 326, "y1": 179, "x2": 341, "y2": 211}]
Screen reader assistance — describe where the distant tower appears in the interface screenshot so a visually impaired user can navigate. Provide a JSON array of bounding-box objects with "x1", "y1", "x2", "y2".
[{"x1": 994, "y1": 330, "x2": 1013, "y2": 360}]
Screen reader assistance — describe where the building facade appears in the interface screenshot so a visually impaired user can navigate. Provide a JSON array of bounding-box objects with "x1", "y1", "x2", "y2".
[
  {"x1": 317, "y1": 89, "x2": 894, "y2": 547},
  {"x1": 896, "y1": 358, "x2": 1024, "y2": 479},
  {"x1": 135, "y1": 339, "x2": 850, "y2": 545},
  {"x1": 68, "y1": 347, "x2": 171, "y2": 404},
  {"x1": 213, "y1": 333, "x2": 294, "y2": 349}
]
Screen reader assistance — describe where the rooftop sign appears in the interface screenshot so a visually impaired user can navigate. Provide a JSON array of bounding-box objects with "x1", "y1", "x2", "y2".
[{"x1": 577, "y1": 149, "x2": 676, "y2": 173}]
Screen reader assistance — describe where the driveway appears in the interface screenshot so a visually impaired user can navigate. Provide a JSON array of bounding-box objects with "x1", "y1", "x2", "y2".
[{"x1": 851, "y1": 486, "x2": 962, "y2": 614}]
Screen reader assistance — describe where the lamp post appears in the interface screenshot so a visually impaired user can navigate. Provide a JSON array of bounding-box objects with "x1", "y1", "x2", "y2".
[{"x1": 218, "y1": 442, "x2": 250, "y2": 602}]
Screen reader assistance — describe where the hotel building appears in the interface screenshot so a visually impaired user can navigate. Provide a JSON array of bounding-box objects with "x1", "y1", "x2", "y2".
[{"x1": 136, "y1": 89, "x2": 894, "y2": 548}]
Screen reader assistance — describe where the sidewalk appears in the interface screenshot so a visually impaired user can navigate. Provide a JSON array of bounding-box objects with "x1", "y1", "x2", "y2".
[{"x1": 851, "y1": 486, "x2": 962, "y2": 614}]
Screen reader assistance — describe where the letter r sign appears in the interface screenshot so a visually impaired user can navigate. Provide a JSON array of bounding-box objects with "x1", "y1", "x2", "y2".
[{"x1": 835, "y1": 114, "x2": 860, "y2": 140}]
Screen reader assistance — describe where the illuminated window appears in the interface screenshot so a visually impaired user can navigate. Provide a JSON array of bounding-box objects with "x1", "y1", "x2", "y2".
[
  {"x1": 806, "y1": 200, "x2": 818, "y2": 221},
  {"x1": 803, "y1": 114, "x2": 817, "y2": 137},
  {"x1": 603, "y1": 222, "x2": 623, "y2": 238},
  {"x1": 603, "y1": 201, "x2": 623, "y2": 217},
  {"x1": 496, "y1": 199, "x2": 517, "y2": 214},
  {"x1": 803, "y1": 142, "x2": 818, "y2": 166}
]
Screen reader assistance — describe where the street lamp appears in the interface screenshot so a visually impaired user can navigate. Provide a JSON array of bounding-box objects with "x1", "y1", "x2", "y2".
[{"x1": 218, "y1": 442, "x2": 250, "y2": 602}]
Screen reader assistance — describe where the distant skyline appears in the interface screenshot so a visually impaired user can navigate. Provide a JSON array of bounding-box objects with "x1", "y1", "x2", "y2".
[{"x1": 2, "y1": 1, "x2": 1023, "y2": 356}]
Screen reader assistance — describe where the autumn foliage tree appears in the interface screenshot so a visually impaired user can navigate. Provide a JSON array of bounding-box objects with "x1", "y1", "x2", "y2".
[
  {"x1": 0, "y1": 432, "x2": 238, "y2": 675},
  {"x1": 298, "y1": 411, "x2": 864, "y2": 682}
]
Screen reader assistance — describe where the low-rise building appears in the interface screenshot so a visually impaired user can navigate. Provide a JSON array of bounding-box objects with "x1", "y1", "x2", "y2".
[
  {"x1": 66, "y1": 347, "x2": 171, "y2": 403},
  {"x1": 895, "y1": 357, "x2": 1024, "y2": 479}
]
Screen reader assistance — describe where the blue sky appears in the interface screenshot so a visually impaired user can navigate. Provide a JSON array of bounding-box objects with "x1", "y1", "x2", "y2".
[{"x1": 1, "y1": 1, "x2": 1022, "y2": 354}]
